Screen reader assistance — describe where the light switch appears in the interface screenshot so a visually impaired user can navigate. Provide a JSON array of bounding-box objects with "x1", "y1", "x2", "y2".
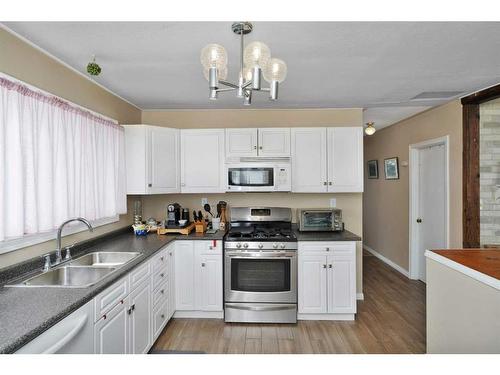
[
  {"x1": 201, "y1": 198, "x2": 208, "y2": 206},
  {"x1": 330, "y1": 198, "x2": 337, "y2": 208}
]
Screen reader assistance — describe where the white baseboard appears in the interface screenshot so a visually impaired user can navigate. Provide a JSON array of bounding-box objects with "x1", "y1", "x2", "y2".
[
  {"x1": 297, "y1": 313, "x2": 355, "y2": 321},
  {"x1": 363, "y1": 244, "x2": 410, "y2": 278},
  {"x1": 356, "y1": 293, "x2": 364, "y2": 300},
  {"x1": 173, "y1": 310, "x2": 224, "y2": 319}
]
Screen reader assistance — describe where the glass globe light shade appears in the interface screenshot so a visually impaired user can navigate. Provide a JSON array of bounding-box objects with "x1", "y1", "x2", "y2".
[
  {"x1": 200, "y1": 44, "x2": 228, "y2": 69},
  {"x1": 243, "y1": 41, "x2": 271, "y2": 69},
  {"x1": 203, "y1": 66, "x2": 228, "y2": 81},
  {"x1": 242, "y1": 67, "x2": 253, "y2": 82},
  {"x1": 365, "y1": 122, "x2": 376, "y2": 135},
  {"x1": 263, "y1": 58, "x2": 287, "y2": 83}
]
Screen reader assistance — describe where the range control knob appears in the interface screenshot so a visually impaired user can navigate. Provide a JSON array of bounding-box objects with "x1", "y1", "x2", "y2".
[
  {"x1": 272, "y1": 243, "x2": 278, "y2": 249},
  {"x1": 236, "y1": 243, "x2": 241, "y2": 249},
  {"x1": 243, "y1": 243, "x2": 249, "y2": 249},
  {"x1": 280, "y1": 243, "x2": 286, "y2": 249},
  {"x1": 258, "y1": 243, "x2": 264, "y2": 249}
]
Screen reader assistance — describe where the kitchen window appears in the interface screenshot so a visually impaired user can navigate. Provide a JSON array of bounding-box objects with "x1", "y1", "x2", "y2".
[{"x1": 0, "y1": 73, "x2": 127, "y2": 253}]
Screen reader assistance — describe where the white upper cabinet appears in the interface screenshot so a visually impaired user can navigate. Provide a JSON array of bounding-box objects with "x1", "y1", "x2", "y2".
[
  {"x1": 123, "y1": 125, "x2": 180, "y2": 195},
  {"x1": 291, "y1": 128, "x2": 328, "y2": 192},
  {"x1": 291, "y1": 127, "x2": 363, "y2": 193},
  {"x1": 180, "y1": 129, "x2": 225, "y2": 193},
  {"x1": 225, "y1": 128, "x2": 290, "y2": 158},
  {"x1": 258, "y1": 128, "x2": 291, "y2": 157},
  {"x1": 225, "y1": 128, "x2": 258, "y2": 158},
  {"x1": 327, "y1": 127, "x2": 363, "y2": 192}
]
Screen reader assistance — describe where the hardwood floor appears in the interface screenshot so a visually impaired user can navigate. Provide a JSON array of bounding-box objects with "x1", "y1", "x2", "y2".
[{"x1": 151, "y1": 253, "x2": 426, "y2": 354}]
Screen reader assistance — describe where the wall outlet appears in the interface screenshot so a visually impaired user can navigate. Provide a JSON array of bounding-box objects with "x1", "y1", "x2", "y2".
[
  {"x1": 330, "y1": 198, "x2": 337, "y2": 208},
  {"x1": 201, "y1": 197, "x2": 208, "y2": 206}
]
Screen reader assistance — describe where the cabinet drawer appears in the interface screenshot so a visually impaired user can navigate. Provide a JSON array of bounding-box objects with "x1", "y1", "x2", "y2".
[
  {"x1": 152, "y1": 299, "x2": 169, "y2": 341},
  {"x1": 194, "y1": 240, "x2": 222, "y2": 255},
  {"x1": 151, "y1": 248, "x2": 169, "y2": 273},
  {"x1": 152, "y1": 266, "x2": 168, "y2": 290},
  {"x1": 152, "y1": 279, "x2": 169, "y2": 307},
  {"x1": 94, "y1": 277, "x2": 129, "y2": 322},
  {"x1": 298, "y1": 241, "x2": 355, "y2": 255},
  {"x1": 129, "y1": 262, "x2": 151, "y2": 291}
]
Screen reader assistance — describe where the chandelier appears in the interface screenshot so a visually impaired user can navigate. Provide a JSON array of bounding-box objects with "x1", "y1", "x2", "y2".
[{"x1": 200, "y1": 22, "x2": 287, "y2": 105}]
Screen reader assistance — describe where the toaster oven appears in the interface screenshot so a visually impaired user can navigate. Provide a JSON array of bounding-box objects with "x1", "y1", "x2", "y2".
[{"x1": 298, "y1": 208, "x2": 344, "y2": 232}]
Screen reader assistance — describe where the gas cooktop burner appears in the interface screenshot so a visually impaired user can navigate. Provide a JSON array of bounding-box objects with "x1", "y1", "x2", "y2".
[{"x1": 226, "y1": 228, "x2": 296, "y2": 242}]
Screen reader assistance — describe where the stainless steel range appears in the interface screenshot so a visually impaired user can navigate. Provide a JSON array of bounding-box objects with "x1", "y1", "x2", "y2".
[{"x1": 224, "y1": 207, "x2": 297, "y2": 323}]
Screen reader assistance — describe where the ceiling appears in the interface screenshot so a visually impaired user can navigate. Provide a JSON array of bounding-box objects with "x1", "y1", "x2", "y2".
[{"x1": 3, "y1": 22, "x2": 500, "y2": 129}]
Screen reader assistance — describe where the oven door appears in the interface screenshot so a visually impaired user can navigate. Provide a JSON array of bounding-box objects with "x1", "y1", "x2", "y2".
[{"x1": 224, "y1": 250, "x2": 297, "y2": 303}]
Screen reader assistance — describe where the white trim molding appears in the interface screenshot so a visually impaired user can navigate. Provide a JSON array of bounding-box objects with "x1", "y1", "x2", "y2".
[
  {"x1": 363, "y1": 244, "x2": 410, "y2": 278},
  {"x1": 409, "y1": 135, "x2": 450, "y2": 280}
]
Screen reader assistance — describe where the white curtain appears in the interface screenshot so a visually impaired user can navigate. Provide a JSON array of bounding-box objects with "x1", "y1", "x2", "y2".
[{"x1": 0, "y1": 74, "x2": 126, "y2": 241}]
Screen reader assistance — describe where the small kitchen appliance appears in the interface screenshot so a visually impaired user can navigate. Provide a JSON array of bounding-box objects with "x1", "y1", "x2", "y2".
[
  {"x1": 225, "y1": 158, "x2": 291, "y2": 192},
  {"x1": 224, "y1": 207, "x2": 297, "y2": 323},
  {"x1": 166, "y1": 203, "x2": 181, "y2": 227},
  {"x1": 298, "y1": 208, "x2": 344, "y2": 232}
]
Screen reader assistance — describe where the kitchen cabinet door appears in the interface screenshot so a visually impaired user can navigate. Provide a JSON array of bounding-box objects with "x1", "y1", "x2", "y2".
[
  {"x1": 180, "y1": 129, "x2": 225, "y2": 193},
  {"x1": 291, "y1": 128, "x2": 328, "y2": 192},
  {"x1": 196, "y1": 253, "x2": 223, "y2": 311},
  {"x1": 123, "y1": 125, "x2": 180, "y2": 194},
  {"x1": 258, "y1": 128, "x2": 291, "y2": 157},
  {"x1": 128, "y1": 280, "x2": 151, "y2": 354},
  {"x1": 168, "y1": 245, "x2": 176, "y2": 319},
  {"x1": 225, "y1": 128, "x2": 258, "y2": 158},
  {"x1": 94, "y1": 298, "x2": 129, "y2": 354},
  {"x1": 148, "y1": 127, "x2": 180, "y2": 194},
  {"x1": 174, "y1": 241, "x2": 195, "y2": 310},
  {"x1": 298, "y1": 255, "x2": 328, "y2": 314},
  {"x1": 327, "y1": 255, "x2": 356, "y2": 314},
  {"x1": 327, "y1": 127, "x2": 363, "y2": 192}
]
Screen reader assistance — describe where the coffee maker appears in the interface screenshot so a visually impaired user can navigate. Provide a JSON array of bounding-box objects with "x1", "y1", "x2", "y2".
[{"x1": 166, "y1": 203, "x2": 181, "y2": 227}]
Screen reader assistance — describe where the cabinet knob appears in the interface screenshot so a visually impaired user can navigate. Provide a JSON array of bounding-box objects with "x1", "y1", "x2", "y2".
[
  {"x1": 201, "y1": 263, "x2": 206, "y2": 267},
  {"x1": 259, "y1": 146, "x2": 263, "y2": 150},
  {"x1": 161, "y1": 289, "x2": 165, "y2": 294},
  {"x1": 323, "y1": 264, "x2": 327, "y2": 268},
  {"x1": 329, "y1": 264, "x2": 333, "y2": 268},
  {"x1": 148, "y1": 183, "x2": 152, "y2": 187},
  {"x1": 323, "y1": 181, "x2": 327, "y2": 186},
  {"x1": 161, "y1": 314, "x2": 165, "y2": 319},
  {"x1": 416, "y1": 218, "x2": 422, "y2": 223},
  {"x1": 181, "y1": 183, "x2": 186, "y2": 187},
  {"x1": 160, "y1": 273, "x2": 165, "y2": 277},
  {"x1": 209, "y1": 246, "x2": 213, "y2": 250},
  {"x1": 160, "y1": 256, "x2": 164, "y2": 261},
  {"x1": 329, "y1": 182, "x2": 332, "y2": 186},
  {"x1": 326, "y1": 247, "x2": 330, "y2": 251},
  {"x1": 169, "y1": 252, "x2": 173, "y2": 256},
  {"x1": 254, "y1": 145, "x2": 257, "y2": 150}
]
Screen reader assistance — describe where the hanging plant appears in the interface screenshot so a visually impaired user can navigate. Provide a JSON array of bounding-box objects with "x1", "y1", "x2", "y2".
[{"x1": 87, "y1": 56, "x2": 102, "y2": 76}]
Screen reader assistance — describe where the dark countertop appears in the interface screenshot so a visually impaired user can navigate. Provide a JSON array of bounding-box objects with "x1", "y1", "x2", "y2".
[
  {"x1": 293, "y1": 226, "x2": 361, "y2": 241},
  {"x1": 0, "y1": 228, "x2": 226, "y2": 354}
]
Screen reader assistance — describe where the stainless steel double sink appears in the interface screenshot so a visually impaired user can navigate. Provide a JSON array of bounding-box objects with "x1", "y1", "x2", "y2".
[{"x1": 7, "y1": 251, "x2": 142, "y2": 288}]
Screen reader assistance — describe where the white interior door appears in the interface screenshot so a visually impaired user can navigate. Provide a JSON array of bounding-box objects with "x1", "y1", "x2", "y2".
[{"x1": 417, "y1": 144, "x2": 447, "y2": 282}]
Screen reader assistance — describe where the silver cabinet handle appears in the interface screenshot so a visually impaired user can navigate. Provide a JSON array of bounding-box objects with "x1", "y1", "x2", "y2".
[
  {"x1": 329, "y1": 182, "x2": 332, "y2": 185},
  {"x1": 329, "y1": 264, "x2": 333, "y2": 268},
  {"x1": 253, "y1": 145, "x2": 257, "y2": 150},
  {"x1": 323, "y1": 264, "x2": 327, "y2": 268},
  {"x1": 201, "y1": 263, "x2": 206, "y2": 267},
  {"x1": 326, "y1": 247, "x2": 330, "y2": 251},
  {"x1": 323, "y1": 181, "x2": 327, "y2": 186}
]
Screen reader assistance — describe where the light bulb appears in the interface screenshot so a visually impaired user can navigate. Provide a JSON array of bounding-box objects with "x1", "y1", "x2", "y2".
[
  {"x1": 242, "y1": 67, "x2": 253, "y2": 82},
  {"x1": 203, "y1": 66, "x2": 227, "y2": 81},
  {"x1": 243, "y1": 41, "x2": 271, "y2": 69},
  {"x1": 365, "y1": 122, "x2": 376, "y2": 135},
  {"x1": 200, "y1": 44, "x2": 227, "y2": 70},
  {"x1": 263, "y1": 58, "x2": 287, "y2": 83}
]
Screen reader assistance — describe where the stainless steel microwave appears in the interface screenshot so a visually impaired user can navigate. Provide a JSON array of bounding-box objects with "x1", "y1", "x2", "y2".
[
  {"x1": 298, "y1": 208, "x2": 344, "y2": 232},
  {"x1": 226, "y1": 158, "x2": 291, "y2": 192}
]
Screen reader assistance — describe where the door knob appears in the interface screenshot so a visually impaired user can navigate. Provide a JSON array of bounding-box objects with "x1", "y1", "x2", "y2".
[{"x1": 416, "y1": 218, "x2": 422, "y2": 223}]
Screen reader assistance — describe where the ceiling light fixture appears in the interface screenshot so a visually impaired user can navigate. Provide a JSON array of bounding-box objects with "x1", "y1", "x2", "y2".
[
  {"x1": 365, "y1": 122, "x2": 376, "y2": 135},
  {"x1": 200, "y1": 22, "x2": 287, "y2": 105}
]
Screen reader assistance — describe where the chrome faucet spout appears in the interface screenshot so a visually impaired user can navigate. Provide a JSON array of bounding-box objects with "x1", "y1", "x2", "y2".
[{"x1": 55, "y1": 217, "x2": 94, "y2": 264}]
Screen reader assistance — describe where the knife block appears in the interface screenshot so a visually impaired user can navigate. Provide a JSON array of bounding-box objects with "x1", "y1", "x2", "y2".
[{"x1": 195, "y1": 221, "x2": 207, "y2": 233}]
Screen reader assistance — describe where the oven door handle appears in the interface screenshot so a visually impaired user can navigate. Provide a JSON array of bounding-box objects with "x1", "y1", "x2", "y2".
[
  {"x1": 225, "y1": 303, "x2": 296, "y2": 312},
  {"x1": 225, "y1": 252, "x2": 296, "y2": 258}
]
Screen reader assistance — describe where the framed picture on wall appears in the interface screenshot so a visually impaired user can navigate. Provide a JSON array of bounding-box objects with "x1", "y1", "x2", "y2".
[
  {"x1": 384, "y1": 157, "x2": 399, "y2": 180},
  {"x1": 367, "y1": 160, "x2": 378, "y2": 179}
]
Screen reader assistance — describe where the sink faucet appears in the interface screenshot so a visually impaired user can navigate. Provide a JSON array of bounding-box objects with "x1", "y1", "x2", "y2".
[{"x1": 54, "y1": 217, "x2": 94, "y2": 265}]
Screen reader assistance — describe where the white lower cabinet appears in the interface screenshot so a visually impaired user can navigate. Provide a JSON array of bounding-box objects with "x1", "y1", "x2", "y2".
[
  {"x1": 94, "y1": 297, "x2": 130, "y2": 354},
  {"x1": 298, "y1": 241, "x2": 356, "y2": 320},
  {"x1": 175, "y1": 240, "x2": 223, "y2": 316},
  {"x1": 129, "y1": 280, "x2": 152, "y2": 354}
]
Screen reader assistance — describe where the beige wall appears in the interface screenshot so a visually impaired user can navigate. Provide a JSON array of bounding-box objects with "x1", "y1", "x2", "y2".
[
  {"x1": 141, "y1": 193, "x2": 363, "y2": 295},
  {"x1": 141, "y1": 108, "x2": 362, "y2": 128},
  {"x1": 426, "y1": 258, "x2": 500, "y2": 353},
  {"x1": 0, "y1": 28, "x2": 141, "y2": 269},
  {"x1": 363, "y1": 101, "x2": 463, "y2": 271}
]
